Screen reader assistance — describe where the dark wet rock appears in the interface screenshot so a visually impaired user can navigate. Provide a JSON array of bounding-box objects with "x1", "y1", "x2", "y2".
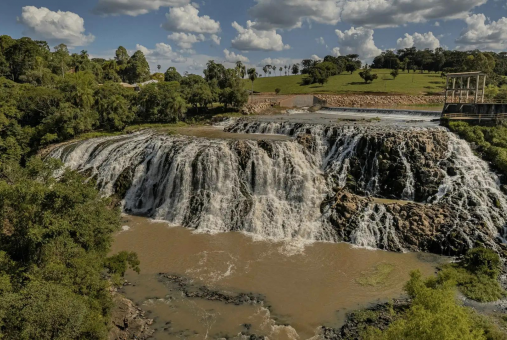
[
  {"x1": 257, "y1": 140, "x2": 274, "y2": 158},
  {"x1": 233, "y1": 140, "x2": 253, "y2": 171},
  {"x1": 340, "y1": 129, "x2": 449, "y2": 202},
  {"x1": 296, "y1": 133, "x2": 317, "y2": 153},
  {"x1": 158, "y1": 274, "x2": 265, "y2": 306},
  {"x1": 324, "y1": 189, "x2": 488, "y2": 256},
  {"x1": 108, "y1": 290, "x2": 154, "y2": 340},
  {"x1": 114, "y1": 165, "x2": 136, "y2": 199}
]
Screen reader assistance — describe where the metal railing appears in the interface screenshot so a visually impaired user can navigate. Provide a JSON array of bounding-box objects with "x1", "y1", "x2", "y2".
[
  {"x1": 445, "y1": 99, "x2": 507, "y2": 104},
  {"x1": 441, "y1": 113, "x2": 507, "y2": 120}
]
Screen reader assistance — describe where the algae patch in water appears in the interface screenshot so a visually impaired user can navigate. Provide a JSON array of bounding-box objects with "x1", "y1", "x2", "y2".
[{"x1": 356, "y1": 262, "x2": 396, "y2": 287}]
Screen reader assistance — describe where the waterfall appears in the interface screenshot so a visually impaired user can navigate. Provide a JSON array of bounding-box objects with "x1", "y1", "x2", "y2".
[
  {"x1": 49, "y1": 121, "x2": 507, "y2": 251},
  {"x1": 50, "y1": 132, "x2": 336, "y2": 242},
  {"x1": 433, "y1": 133, "x2": 507, "y2": 245}
]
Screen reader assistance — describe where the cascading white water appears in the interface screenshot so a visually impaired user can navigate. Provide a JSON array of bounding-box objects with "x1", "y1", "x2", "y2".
[
  {"x1": 398, "y1": 142, "x2": 415, "y2": 201},
  {"x1": 433, "y1": 133, "x2": 507, "y2": 245},
  {"x1": 50, "y1": 132, "x2": 336, "y2": 242},
  {"x1": 49, "y1": 120, "x2": 507, "y2": 250}
]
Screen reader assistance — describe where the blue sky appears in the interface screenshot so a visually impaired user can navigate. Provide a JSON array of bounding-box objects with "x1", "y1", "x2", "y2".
[{"x1": 1, "y1": 0, "x2": 506, "y2": 75}]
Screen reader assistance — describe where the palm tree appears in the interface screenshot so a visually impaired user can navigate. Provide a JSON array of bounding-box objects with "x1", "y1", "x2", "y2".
[
  {"x1": 247, "y1": 68, "x2": 258, "y2": 99},
  {"x1": 157, "y1": 64, "x2": 161, "y2": 71},
  {"x1": 284, "y1": 65, "x2": 288, "y2": 76},
  {"x1": 263, "y1": 65, "x2": 270, "y2": 77},
  {"x1": 236, "y1": 61, "x2": 246, "y2": 78},
  {"x1": 279, "y1": 67, "x2": 283, "y2": 76}
]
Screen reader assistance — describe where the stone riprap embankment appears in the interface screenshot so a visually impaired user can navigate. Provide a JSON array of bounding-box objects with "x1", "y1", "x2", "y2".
[
  {"x1": 242, "y1": 94, "x2": 444, "y2": 115},
  {"x1": 242, "y1": 101, "x2": 275, "y2": 115},
  {"x1": 316, "y1": 94, "x2": 444, "y2": 107}
]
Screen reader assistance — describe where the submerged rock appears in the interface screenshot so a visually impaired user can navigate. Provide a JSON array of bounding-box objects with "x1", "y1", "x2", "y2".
[{"x1": 158, "y1": 274, "x2": 265, "y2": 306}]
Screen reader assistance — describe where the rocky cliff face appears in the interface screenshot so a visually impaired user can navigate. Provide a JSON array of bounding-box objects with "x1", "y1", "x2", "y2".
[{"x1": 323, "y1": 189, "x2": 475, "y2": 255}]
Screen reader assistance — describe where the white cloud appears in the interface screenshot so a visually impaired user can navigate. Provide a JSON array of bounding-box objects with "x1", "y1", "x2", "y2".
[
  {"x1": 223, "y1": 49, "x2": 249, "y2": 63},
  {"x1": 17, "y1": 6, "x2": 94, "y2": 47},
  {"x1": 135, "y1": 43, "x2": 223, "y2": 76},
  {"x1": 333, "y1": 27, "x2": 382, "y2": 61},
  {"x1": 231, "y1": 21, "x2": 290, "y2": 51},
  {"x1": 168, "y1": 32, "x2": 205, "y2": 49},
  {"x1": 248, "y1": 0, "x2": 341, "y2": 30},
  {"x1": 332, "y1": 47, "x2": 341, "y2": 57},
  {"x1": 434, "y1": 21, "x2": 441, "y2": 27},
  {"x1": 162, "y1": 4, "x2": 220, "y2": 34},
  {"x1": 396, "y1": 32, "x2": 441, "y2": 50},
  {"x1": 316, "y1": 37, "x2": 326, "y2": 45},
  {"x1": 93, "y1": 0, "x2": 189, "y2": 16},
  {"x1": 136, "y1": 43, "x2": 182, "y2": 63},
  {"x1": 247, "y1": 0, "x2": 487, "y2": 30},
  {"x1": 455, "y1": 14, "x2": 507, "y2": 50},
  {"x1": 338, "y1": 0, "x2": 488, "y2": 28},
  {"x1": 258, "y1": 57, "x2": 300, "y2": 67},
  {"x1": 311, "y1": 54, "x2": 322, "y2": 61},
  {"x1": 211, "y1": 34, "x2": 221, "y2": 45}
]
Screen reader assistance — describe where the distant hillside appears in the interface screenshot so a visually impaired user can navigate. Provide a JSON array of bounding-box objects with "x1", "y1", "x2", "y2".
[{"x1": 244, "y1": 69, "x2": 446, "y2": 96}]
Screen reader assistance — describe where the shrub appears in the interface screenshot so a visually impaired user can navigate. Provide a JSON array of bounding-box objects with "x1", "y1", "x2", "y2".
[
  {"x1": 437, "y1": 248, "x2": 505, "y2": 302},
  {"x1": 448, "y1": 121, "x2": 507, "y2": 176},
  {"x1": 364, "y1": 271, "x2": 486, "y2": 340}
]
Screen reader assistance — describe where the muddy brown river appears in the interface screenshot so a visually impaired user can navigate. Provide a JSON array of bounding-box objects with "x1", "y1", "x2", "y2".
[{"x1": 112, "y1": 215, "x2": 444, "y2": 339}]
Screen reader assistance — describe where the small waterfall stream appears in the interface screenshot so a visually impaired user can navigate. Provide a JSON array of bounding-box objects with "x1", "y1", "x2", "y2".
[{"x1": 49, "y1": 121, "x2": 507, "y2": 252}]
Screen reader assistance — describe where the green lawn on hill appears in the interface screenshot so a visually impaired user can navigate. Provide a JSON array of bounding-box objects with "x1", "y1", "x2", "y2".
[{"x1": 245, "y1": 69, "x2": 446, "y2": 96}]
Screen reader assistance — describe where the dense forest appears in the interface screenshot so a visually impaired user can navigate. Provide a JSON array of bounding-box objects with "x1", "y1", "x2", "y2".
[{"x1": 0, "y1": 35, "x2": 249, "y2": 167}]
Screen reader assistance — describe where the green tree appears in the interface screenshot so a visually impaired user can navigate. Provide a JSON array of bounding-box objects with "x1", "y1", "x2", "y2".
[
  {"x1": 235, "y1": 61, "x2": 246, "y2": 79},
  {"x1": 39, "y1": 103, "x2": 98, "y2": 142},
  {"x1": 248, "y1": 68, "x2": 258, "y2": 96},
  {"x1": 263, "y1": 65, "x2": 271, "y2": 77},
  {"x1": 59, "y1": 71, "x2": 97, "y2": 110},
  {"x1": 94, "y1": 83, "x2": 135, "y2": 130},
  {"x1": 204, "y1": 60, "x2": 226, "y2": 83},
  {"x1": 125, "y1": 50, "x2": 151, "y2": 84},
  {"x1": 138, "y1": 82, "x2": 187, "y2": 122},
  {"x1": 51, "y1": 44, "x2": 71, "y2": 78},
  {"x1": 391, "y1": 68, "x2": 400, "y2": 79},
  {"x1": 359, "y1": 65, "x2": 378, "y2": 84},
  {"x1": 187, "y1": 82, "x2": 214, "y2": 111},
  {"x1": 115, "y1": 46, "x2": 129, "y2": 66},
  {"x1": 365, "y1": 271, "x2": 486, "y2": 340},
  {"x1": 164, "y1": 67, "x2": 182, "y2": 83},
  {"x1": 292, "y1": 63, "x2": 300, "y2": 75},
  {"x1": 0, "y1": 159, "x2": 124, "y2": 339},
  {"x1": 346, "y1": 62, "x2": 359, "y2": 74},
  {"x1": 4, "y1": 37, "x2": 49, "y2": 82},
  {"x1": 114, "y1": 46, "x2": 129, "y2": 81},
  {"x1": 102, "y1": 60, "x2": 122, "y2": 83}
]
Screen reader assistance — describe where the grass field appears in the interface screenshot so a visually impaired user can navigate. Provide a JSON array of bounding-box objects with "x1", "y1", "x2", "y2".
[{"x1": 245, "y1": 69, "x2": 446, "y2": 96}]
